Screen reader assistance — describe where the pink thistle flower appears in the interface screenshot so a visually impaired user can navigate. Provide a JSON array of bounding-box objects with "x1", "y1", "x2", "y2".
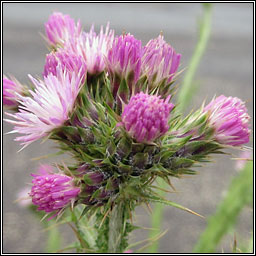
[
  {"x1": 45, "y1": 12, "x2": 81, "y2": 47},
  {"x1": 106, "y1": 34, "x2": 142, "y2": 95},
  {"x1": 120, "y1": 92, "x2": 174, "y2": 143},
  {"x1": 67, "y1": 23, "x2": 114, "y2": 74},
  {"x1": 5, "y1": 66, "x2": 83, "y2": 149},
  {"x1": 3, "y1": 76, "x2": 26, "y2": 107},
  {"x1": 204, "y1": 95, "x2": 250, "y2": 146},
  {"x1": 43, "y1": 49, "x2": 87, "y2": 83},
  {"x1": 30, "y1": 168, "x2": 80, "y2": 213},
  {"x1": 142, "y1": 35, "x2": 181, "y2": 86}
]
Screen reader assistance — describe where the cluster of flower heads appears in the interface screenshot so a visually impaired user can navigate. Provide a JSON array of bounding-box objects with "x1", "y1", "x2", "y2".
[{"x1": 4, "y1": 12, "x2": 251, "y2": 217}]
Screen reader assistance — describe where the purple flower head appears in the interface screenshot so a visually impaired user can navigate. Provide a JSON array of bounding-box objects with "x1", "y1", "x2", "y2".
[
  {"x1": 43, "y1": 49, "x2": 87, "y2": 83},
  {"x1": 3, "y1": 76, "x2": 25, "y2": 107},
  {"x1": 30, "y1": 167, "x2": 80, "y2": 213},
  {"x1": 5, "y1": 65, "x2": 83, "y2": 149},
  {"x1": 121, "y1": 92, "x2": 174, "y2": 143},
  {"x1": 45, "y1": 12, "x2": 81, "y2": 47},
  {"x1": 67, "y1": 23, "x2": 114, "y2": 74},
  {"x1": 204, "y1": 95, "x2": 250, "y2": 146},
  {"x1": 107, "y1": 34, "x2": 142, "y2": 93},
  {"x1": 142, "y1": 35, "x2": 181, "y2": 86}
]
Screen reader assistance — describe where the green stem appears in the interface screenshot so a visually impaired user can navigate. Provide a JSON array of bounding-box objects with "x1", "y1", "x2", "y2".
[
  {"x1": 108, "y1": 203, "x2": 125, "y2": 253},
  {"x1": 177, "y1": 3, "x2": 212, "y2": 113}
]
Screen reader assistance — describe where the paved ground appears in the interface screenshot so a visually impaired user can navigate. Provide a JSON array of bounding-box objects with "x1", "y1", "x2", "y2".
[{"x1": 3, "y1": 3, "x2": 253, "y2": 253}]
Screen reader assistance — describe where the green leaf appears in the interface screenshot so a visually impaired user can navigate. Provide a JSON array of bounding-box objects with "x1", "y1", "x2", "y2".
[
  {"x1": 116, "y1": 136, "x2": 132, "y2": 158},
  {"x1": 118, "y1": 162, "x2": 133, "y2": 174},
  {"x1": 132, "y1": 152, "x2": 149, "y2": 169},
  {"x1": 79, "y1": 206, "x2": 92, "y2": 220},
  {"x1": 117, "y1": 78, "x2": 129, "y2": 102},
  {"x1": 193, "y1": 161, "x2": 253, "y2": 253},
  {"x1": 147, "y1": 194, "x2": 204, "y2": 218},
  {"x1": 158, "y1": 150, "x2": 176, "y2": 162}
]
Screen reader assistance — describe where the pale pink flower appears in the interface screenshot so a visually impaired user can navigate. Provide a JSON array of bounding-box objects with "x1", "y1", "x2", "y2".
[
  {"x1": 67, "y1": 23, "x2": 114, "y2": 74},
  {"x1": 142, "y1": 35, "x2": 181, "y2": 86},
  {"x1": 45, "y1": 12, "x2": 81, "y2": 47},
  {"x1": 120, "y1": 92, "x2": 174, "y2": 142},
  {"x1": 3, "y1": 76, "x2": 25, "y2": 107},
  {"x1": 43, "y1": 49, "x2": 87, "y2": 83},
  {"x1": 5, "y1": 66, "x2": 83, "y2": 149},
  {"x1": 204, "y1": 95, "x2": 250, "y2": 146}
]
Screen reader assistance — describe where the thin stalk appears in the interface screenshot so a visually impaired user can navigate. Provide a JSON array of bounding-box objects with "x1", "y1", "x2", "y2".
[
  {"x1": 177, "y1": 3, "x2": 212, "y2": 113},
  {"x1": 108, "y1": 203, "x2": 125, "y2": 253}
]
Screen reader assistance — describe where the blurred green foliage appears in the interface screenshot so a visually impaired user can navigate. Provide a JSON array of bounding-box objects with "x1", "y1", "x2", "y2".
[{"x1": 193, "y1": 161, "x2": 253, "y2": 253}]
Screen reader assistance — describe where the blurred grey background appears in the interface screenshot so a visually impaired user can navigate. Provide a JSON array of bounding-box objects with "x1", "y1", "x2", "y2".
[{"x1": 3, "y1": 3, "x2": 253, "y2": 253}]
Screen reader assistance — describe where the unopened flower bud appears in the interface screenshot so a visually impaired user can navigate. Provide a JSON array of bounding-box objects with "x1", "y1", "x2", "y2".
[
  {"x1": 142, "y1": 35, "x2": 181, "y2": 87},
  {"x1": 43, "y1": 50, "x2": 87, "y2": 83},
  {"x1": 30, "y1": 169, "x2": 80, "y2": 213},
  {"x1": 204, "y1": 95, "x2": 250, "y2": 146},
  {"x1": 121, "y1": 92, "x2": 174, "y2": 142},
  {"x1": 45, "y1": 12, "x2": 81, "y2": 47},
  {"x1": 83, "y1": 172, "x2": 104, "y2": 185},
  {"x1": 107, "y1": 34, "x2": 142, "y2": 97}
]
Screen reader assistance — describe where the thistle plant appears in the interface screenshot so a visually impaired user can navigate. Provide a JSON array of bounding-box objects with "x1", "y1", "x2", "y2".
[{"x1": 4, "y1": 12, "x2": 251, "y2": 253}]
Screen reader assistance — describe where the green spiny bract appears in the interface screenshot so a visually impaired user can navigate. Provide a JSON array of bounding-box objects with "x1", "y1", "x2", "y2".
[{"x1": 49, "y1": 73, "x2": 224, "y2": 213}]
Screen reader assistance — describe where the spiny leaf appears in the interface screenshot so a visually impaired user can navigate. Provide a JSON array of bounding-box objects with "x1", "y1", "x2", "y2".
[
  {"x1": 138, "y1": 229, "x2": 169, "y2": 252},
  {"x1": 67, "y1": 222, "x2": 91, "y2": 250},
  {"x1": 117, "y1": 78, "x2": 129, "y2": 99},
  {"x1": 116, "y1": 136, "x2": 132, "y2": 158},
  {"x1": 147, "y1": 194, "x2": 204, "y2": 218}
]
